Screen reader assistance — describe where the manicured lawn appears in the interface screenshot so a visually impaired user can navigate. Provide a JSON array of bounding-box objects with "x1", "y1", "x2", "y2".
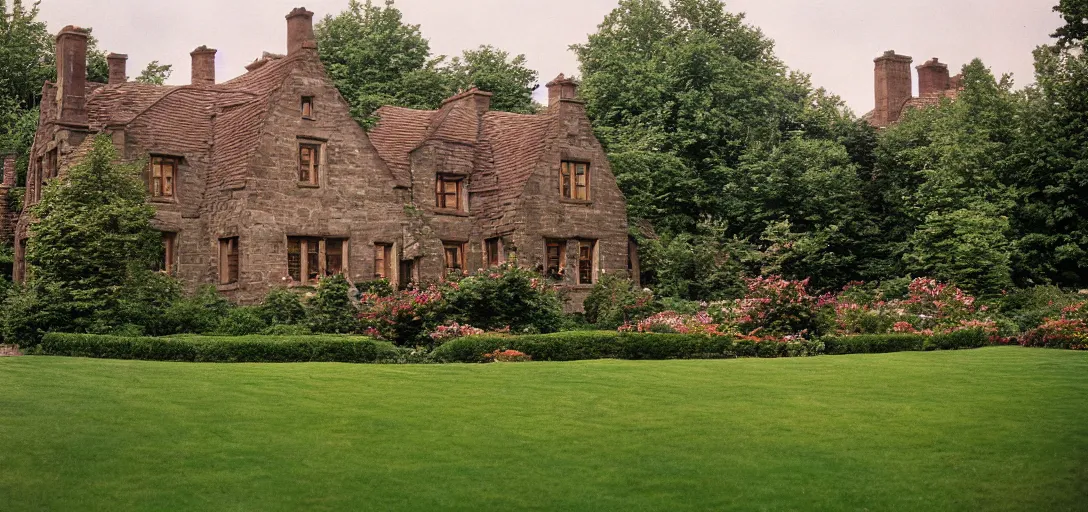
[{"x1": 1, "y1": 348, "x2": 1086, "y2": 511}]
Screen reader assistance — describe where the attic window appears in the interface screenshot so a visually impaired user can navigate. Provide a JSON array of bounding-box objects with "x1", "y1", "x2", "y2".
[
  {"x1": 150, "y1": 156, "x2": 179, "y2": 199},
  {"x1": 435, "y1": 174, "x2": 464, "y2": 211},
  {"x1": 301, "y1": 96, "x2": 314, "y2": 118},
  {"x1": 298, "y1": 141, "x2": 322, "y2": 185},
  {"x1": 560, "y1": 161, "x2": 589, "y2": 201}
]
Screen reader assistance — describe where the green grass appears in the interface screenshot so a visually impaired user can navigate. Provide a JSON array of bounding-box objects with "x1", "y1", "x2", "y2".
[{"x1": 1, "y1": 347, "x2": 1086, "y2": 511}]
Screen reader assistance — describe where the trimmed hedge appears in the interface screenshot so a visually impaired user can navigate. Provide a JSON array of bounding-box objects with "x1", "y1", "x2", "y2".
[
  {"x1": 37, "y1": 333, "x2": 402, "y2": 363},
  {"x1": 431, "y1": 331, "x2": 825, "y2": 363},
  {"x1": 821, "y1": 329, "x2": 992, "y2": 355}
]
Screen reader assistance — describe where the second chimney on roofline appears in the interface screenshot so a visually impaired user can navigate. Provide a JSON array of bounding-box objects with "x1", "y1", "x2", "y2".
[
  {"x1": 546, "y1": 74, "x2": 579, "y2": 107},
  {"x1": 286, "y1": 7, "x2": 317, "y2": 54},
  {"x1": 55, "y1": 25, "x2": 89, "y2": 126},
  {"x1": 191, "y1": 46, "x2": 217, "y2": 86},
  {"x1": 917, "y1": 57, "x2": 951, "y2": 96},
  {"x1": 873, "y1": 50, "x2": 913, "y2": 128},
  {"x1": 107, "y1": 53, "x2": 128, "y2": 85}
]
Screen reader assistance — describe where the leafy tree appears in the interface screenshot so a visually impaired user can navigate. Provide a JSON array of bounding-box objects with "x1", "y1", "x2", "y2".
[
  {"x1": 444, "y1": 45, "x2": 539, "y2": 113},
  {"x1": 135, "y1": 60, "x2": 172, "y2": 85},
  {"x1": 904, "y1": 207, "x2": 1014, "y2": 294},
  {"x1": 11, "y1": 136, "x2": 160, "y2": 337}
]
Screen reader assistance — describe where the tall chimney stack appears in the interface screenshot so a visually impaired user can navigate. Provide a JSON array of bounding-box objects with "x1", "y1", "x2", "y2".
[
  {"x1": 546, "y1": 74, "x2": 579, "y2": 108},
  {"x1": 1, "y1": 154, "x2": 14, "y2": 187},
  {"x1": 917, "y1": 58, "x2": 950, "y2": 97},
  {"x1": 107, "y1": 53, "x2": 128, "y2": 85},
  {"x1": 190, "y1": 46, "x2": 217, "y2": 86},
  {"x1": 873, "y1": 50, "x2": 913, "y2": 127},
  {"x1": 286, "y1": 7, "x2": 316, "y2": 55},
  {"x1": 55, "y1": 25, "x2": 89, "y2": 126}
]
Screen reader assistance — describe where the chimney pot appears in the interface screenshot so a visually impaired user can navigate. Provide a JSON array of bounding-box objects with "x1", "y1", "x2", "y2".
[
  {"x1": 107, "y1": 53, "x2": 128, "y2": 84},
  {"x1": 286, "y1": 7, "x2": 317, "y2": 54},
  {"x1": 55, "y1": 25, "x2": 89, "y2": 125},
  {"x1": 917, "y1": 56, "x2": 951, "y2": 97},
  {"x1": 190, "y1": 46, "x2": 217, "y2": 86},
  {"x1": 546, "y1": 73, "x2": 579, "y2": 107}
]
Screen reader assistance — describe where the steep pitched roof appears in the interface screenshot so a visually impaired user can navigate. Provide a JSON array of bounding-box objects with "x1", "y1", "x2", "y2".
[{"x1": 368, "y1": 96, "x2": 557, "y2": 228}]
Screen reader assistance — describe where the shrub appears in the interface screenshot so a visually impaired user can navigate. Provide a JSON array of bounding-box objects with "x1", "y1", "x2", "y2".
[
  {"x1": 214, "y1": 307, "x2": 269, "y2": 336},
  {"x1": 164, "y1": 286, "x2": 233, "y2": 334},
  {"x1": 1020, "y1": 318, "x2": 1088, "y2": 350},
  {"x1": 114, "y1": 270, "x2": 183, "y2": 336},
  {"x1": 821, "y1": 334, "x2": 927, "y2": 355},
  {"x1": 583, "y1": 273, "x2": 655, "y2": 328},
  {"x1": 482, "y1": 349, "x2": 532, "y2": 363},
  {"x1": 925, "y1": 328, "x2": 992, "y2": 351},
  {"x1": 305, "y1": 274, "x2": 360, "y2": 334},
  {"x1": 259, "y1": 287, "x2": 306, "y2": 326},
  {"x1": 619, "y1": 311, "x2": 732, "y2": 336},
  {"x1": 431, "y1": 331, "x2": 824, "y2": 363},
  {"x1": 36, "y1": 333, "x2": 403, "y2": 363},
  {"x1": 428, "y1": 322, "x2": 485, "y2": 346},
  {"x1": 996, "y1": 286, "x2": 1082, "y2": 332},
  {"x1": 444, "y1": 264, "x2": 564, "y2": 334},
  {"x1": 359, "y1": 284, "x2": 447, "y2": 346},
  {"x1": 263, "y1": 324, "x2": 313, "y2": 336},
  {"x1": 720, "y1": 276, "x2": 819, "y2": 337}
]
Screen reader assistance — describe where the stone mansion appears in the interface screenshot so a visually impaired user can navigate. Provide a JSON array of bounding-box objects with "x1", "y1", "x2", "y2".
[{"x1": 0, "y1": 7, "x2": 634, "y2": 309}]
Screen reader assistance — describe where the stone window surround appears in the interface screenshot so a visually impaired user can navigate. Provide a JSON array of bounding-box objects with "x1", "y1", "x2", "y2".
[
  {"x1": 434, "y1": 172, "x2": 469, "y2": 216},
  {"x1": 301, "y1": 95, "x2": 315, "y2": 119},
  {"x1": 149, "y1": 154, "x2": 181, "y2": 203},
  {"x1": 297, "y1": 137, "x2": 326, "y2": 188}
]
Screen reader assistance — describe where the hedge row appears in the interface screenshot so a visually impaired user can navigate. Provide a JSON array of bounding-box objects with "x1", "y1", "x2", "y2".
[
  {"x1": 434, "y1": 328, "x2": 996, "y2": 363},
  {"x1": 431, "y1": 331, "x2": 825, "y2": 363},
  {"x1": 37, "y1": 333, "x2": 402, "y2": 363}
]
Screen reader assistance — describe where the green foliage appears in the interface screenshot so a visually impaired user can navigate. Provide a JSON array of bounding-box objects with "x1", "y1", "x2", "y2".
[
  {"x1": 444, "y1": 45, "x2": 539, "y2": 113},
  {"x1": 821, "y1": 334, "x2": 926, "y2": 355},
  {"x1": 214, "y1": 307, "x2": 269, "y2": 336},
  {"x1": 444, "y1": 264, "x2": 564, "y2": 334},
  {"x1": 36, "y1": 333, "x2": 402, "y2": 363},
  {"x1": 135, "y1": 60, "x2": 172, "y2": 85},
  {"x1": 163, "y1": 286, "x2": 234, "y2": 335},
  {"x1": 583, "y1": 273, "x2": 655, "y2": 328},
  {"x1": 258, "y1": 288, "x2": 306, "y2": 326},
  {"x1": 924, "y1": 328, "x2": 993, "y2": 351},
  {"x1": 431, "y1": 331, "x2": 826, "y2": 363},
  {"x1": 904, "y1": 207, "x2": 1013, "y2": 294},
  {"x1": 304, "y1": 274, "x2": 361, "y2": 334},
  {"x1": 637, "y1": 220, "x2": 758, "y2": 301},
  {"x1": 113, "y1": 270, "x2": 182, "y2": 336},
  {"x1": 997, "y1": 286, "x2": 1084, "y2": 331}
]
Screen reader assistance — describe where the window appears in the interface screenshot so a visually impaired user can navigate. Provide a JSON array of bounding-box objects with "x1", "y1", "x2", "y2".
[
  {"x1": 443, "y1": 241, "x2": 465, "y2": 273},
  {"x1": 435, "y1": 174, "x2": 463, "y2": 211},
  {"x1": 374, "y1": 243, "x2": 392, "y2": 279},
  {"x1": 578, "y1": 240, "x2": 597, "y2": 285},
  {"x1": 287, "y1": 237, "x2": 347, "y2": 285},
  {"x1": 545, "y1": 240, "x2": 566, "y2": 280},
  {"x1": 159, "y1": 232, "x2": 177, "y2": 275},
  {"x1": 301, "y1": 96, "x2": 314, "y2": 118},
  {"x1": 150, "y1": 156, "x2": 179, "y2": 198},
  {"x1": 484, "y1": 237, "x2": 502, "y2": 267},
  {"x1": 219, "y1": 237, "x2": 239, "y2": 285},
  {"x1": 560, "y1": 161, "x2": 589, "y2": 200},
  {"x1": 46, "y1": 149, "x2": 58, "y2": 179},
  {"x1": 298, "y1": 142, "x2": 321, "y2": 185}
]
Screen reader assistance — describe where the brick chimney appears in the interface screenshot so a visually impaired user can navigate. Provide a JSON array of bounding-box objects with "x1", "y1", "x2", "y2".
[
  {"x1": 55, "y1": 25, "x2": 89, "y2": 126},
  {"x1": 107, "y1": 53, "x2": 128, "y2": 85},
  {"x1": 286, "y1": 7, "x2": 317, "y2": 54},
  {"x1": 1, "y1": 154, "x2": 14, "y2": 187},
  {"x1": 873, "y1": 51, "x2": 913, "y2": 127},
  {"x1": 917, "y1": 58, "x2": 950, "y2": 96},
  {"x1": 190, "y1": 46, "x2": 217, "y2": 86},
  {"x1": 546, "y1": 74, "x2": 579, "y2": 107}
]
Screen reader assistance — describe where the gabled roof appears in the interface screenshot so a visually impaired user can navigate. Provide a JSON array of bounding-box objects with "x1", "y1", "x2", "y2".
[{"x1": 368, "y1": 94, "x2": 557, "y2": 227}]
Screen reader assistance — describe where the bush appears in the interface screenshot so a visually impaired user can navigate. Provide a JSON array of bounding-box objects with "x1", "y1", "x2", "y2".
[
  {"x1": 259, "y1": 287, "x2": 306, "y2": 326},
  {"x1": 305, "y1": 274, "x2": 360, "y2": 334},
  {"x1": 114, "y1": 271, "x2": 183, "y2": 336},
  {"x1": 36, "y1": 333, "x2": 403, "y2": 363},
  {"x1": 925, "y1": 328, "x2": 992, "y2": 351},
  {"x1": 444, "y1": 264, "x2": 564, "y2": 334},
  {"x1": 998, "y1": 286, "x2": 1084, "y2": 332},
  {"x1": 213, "y1": 307, "x2": 268, "y2": 336},
  {"x1": 1020, "y1": 319, "x2": 1088, "y2": 350},
  {"x1": 583, "y1": 274, "x2": 655, "y2": 328},
  {"x1": 431, "y1": 331, "x2": 824, "y2": 363},
  {"x1": 164, "y1": 286, "x2": 233, "y2": 334},
  {"x1": 821, "y1": 334, "x2": 927, "y2": 355}
]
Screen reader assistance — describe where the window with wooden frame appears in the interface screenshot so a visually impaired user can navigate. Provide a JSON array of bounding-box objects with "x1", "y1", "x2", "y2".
[
  {"x1": 46, "y1": 149, "x2": 58, "y2": 180},
  {"x1": 150, "y1": 156, "x2": 179, "y2": 199},
  {"x1": 374, "y1": 243, "x2": 392, "y2": 279},
  {"x1": 435, "y1": 174, "x2": 464, "y2": 211},
  {"x1": 218, "y1": 237, "x2": 239, "y2": 285},
  {"x1": 301, "y1": 96, "x2": 314, "y2": 119},
  {"x1": 560, "y1": 161, "x2": 589, "y2": 200},
  {"x1": 159, "y1": 232, "x2": 177, "y2": 275},
  {"x1": 544, "y1": 240, "x2": 566, "y2": 280},
  {"x1": 484, "y1": 237, "x2": 502, "y2": 267},
  {"x1": 577, "y1": 240, "x2": 597, "y2": 285},
  {"x1": 443, "y1": 241, "x2": 466, "y2": 273},
  {"x1": 298, "y1": 141, "x2": 322, "y2": 185},
  {"x1": 287, "y1": 237, "x2": 347, "y2": 285}
]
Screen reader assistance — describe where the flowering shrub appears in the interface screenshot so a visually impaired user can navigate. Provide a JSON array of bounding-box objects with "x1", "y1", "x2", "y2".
[
  {"x1": 583, "y1": 274, "x2": 657, "y2": 328},
  {"x1": 619, "y1": 311, "x2": 731, "y2": 336},
  {"x1": 482, "y1": 349, "x2": 532, "y2": 363},
  {"x1": 359, "y1": 284, "x2": 447, "y2": 346},
  {"x1": 1020, "y1": 300, "x2": 1088, "y2": 350},
  {"x1": 719, "y1": 276, "x2": 818, "y2": 337},
  {"x1": 428, "y1": 322, "x2": 485, "y2": 346}
]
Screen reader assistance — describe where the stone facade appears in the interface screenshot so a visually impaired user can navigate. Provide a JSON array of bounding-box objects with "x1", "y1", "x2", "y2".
[
  {"x1": 866, "y1": 51, "x2": 963, "y2": 128},
  {"x1": 4, "y1": 7, "x2": 631, "y2": 312}
]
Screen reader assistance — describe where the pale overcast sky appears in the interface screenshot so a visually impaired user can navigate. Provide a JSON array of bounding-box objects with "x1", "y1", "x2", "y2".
[{"x1": 36, "y1": 0, "x2": 1061, "y2": 115}]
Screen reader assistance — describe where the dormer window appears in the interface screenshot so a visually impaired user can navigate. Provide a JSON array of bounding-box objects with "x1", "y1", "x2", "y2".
[
  {"x1": 560, "y1": 161, "x2": 589, "y2": 201},
  {"x1": 435, "y1": 174, "x2": 464, "y2": 211},
  {"x1": 298, "y1": 141, "x2": 322, "y2": 185},
  {"x1": 301, "y1": 96, "x2": 314, "y2": 119},
  {"x1": 150, "y1": 156, "x2": 179, "y2": 199}
]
